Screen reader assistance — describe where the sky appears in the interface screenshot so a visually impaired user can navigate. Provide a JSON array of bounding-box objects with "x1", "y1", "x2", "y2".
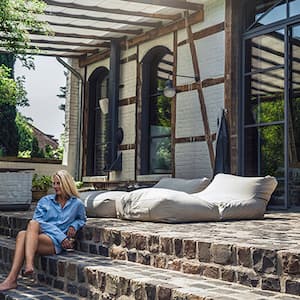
[{"x1": 15, "y1": 56, "x2": 66, "y2": 141}]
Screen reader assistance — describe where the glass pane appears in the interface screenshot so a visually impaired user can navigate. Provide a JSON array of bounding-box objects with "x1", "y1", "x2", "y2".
[
  {"x1": 95, "y1": 75, "x2": 109, "y2": 175},
  {"x1": 245, "y1": 69, "x2": 284, "y2": 125},
  {"x1": 289, "y1": 0, "x2": 300, "y2": 17},
  {"x1": 289, "y1": 23, "x2": 300, "y2": 206},
  {"x1": 149, "y1": 75, "x2": 171, "y2": 174},
  {"x1": 260, "y1": 125, "x2": 284, "y2": 176},
  {"x1": 244, "y1": 125, "x2": 285, "y2": 206},
  {"x1": 246, "y1": 31, "x2": 284, "y2": 73},
  {"x1": 150, "y1": 136, "x2": 171, "y2": 174},
  {"x1": 255, "y1": 0, "x2": 287, "y2": 26}
]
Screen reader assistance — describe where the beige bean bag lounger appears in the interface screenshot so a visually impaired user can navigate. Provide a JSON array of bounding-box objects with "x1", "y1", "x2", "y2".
[
  {"x1": 80, "y1": 177, "x2": 210, "y2": 218},
  {"x1": 116, "y1": 174, "x2": 278, "y2": 223},
  {"x1": 80, "y1": 190, "x2": 127, "y2": 218}
]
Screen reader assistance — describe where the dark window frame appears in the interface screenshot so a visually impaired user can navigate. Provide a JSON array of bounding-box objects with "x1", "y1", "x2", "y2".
[{"x1": 140, "y1": 46, "x2": 172, "y2": 175}]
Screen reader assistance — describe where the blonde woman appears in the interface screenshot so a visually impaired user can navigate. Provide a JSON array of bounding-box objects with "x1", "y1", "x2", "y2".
[{"x1": 0, "y1": 170, "x2": 86, "y2": 291}]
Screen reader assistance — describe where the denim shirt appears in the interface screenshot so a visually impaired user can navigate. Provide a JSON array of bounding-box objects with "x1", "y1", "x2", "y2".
[{"x1": 33, "y1": 194, "x2": 86, "y2": 253}]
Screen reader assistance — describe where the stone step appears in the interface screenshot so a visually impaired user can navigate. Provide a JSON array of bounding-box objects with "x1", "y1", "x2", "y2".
[
  {"x1": 0, "y1": 273, "x2": 83, "y2": 300},
  {"x1": 1, "y1": 211, "x2": 300, "y2": 296},
  {"x1": 1, "y1": 236, "x2": 300, "y2": 300}
]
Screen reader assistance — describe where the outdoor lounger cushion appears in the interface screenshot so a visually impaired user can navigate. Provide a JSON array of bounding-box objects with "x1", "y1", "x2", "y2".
[
  {"x1": 81, "y1": 177, "x2": 210, "y2": 218},
  {"x1": 80, "y1": 190, "x2": 127, "y2": 218},
  {"x1": 153, "y1": 177, "x2": 210, "y2": 193},
  {"x1": 116, "y1": 187, "x2": 220, "y2": 223},
  {"x1": 195, "y1": 173, "x2": 278, "y2": 220},
  {"x1": 116, "y1": 173, "x2": 278, "y2": 223}
]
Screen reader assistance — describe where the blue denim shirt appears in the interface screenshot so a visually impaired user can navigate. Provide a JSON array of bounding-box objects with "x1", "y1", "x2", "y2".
[{"x1": 33, "y1": 194, "x2": 86, "y2": 253}]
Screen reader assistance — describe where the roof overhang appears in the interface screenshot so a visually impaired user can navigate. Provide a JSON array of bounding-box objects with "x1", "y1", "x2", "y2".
[{"x1": 2, "y1": 0, "x2": 205, "y2": 65}]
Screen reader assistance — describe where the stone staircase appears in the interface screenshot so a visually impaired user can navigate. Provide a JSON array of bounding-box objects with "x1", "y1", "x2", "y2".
[{"x1": 0, "y1": 208, "x2": 300, "y2": 299}]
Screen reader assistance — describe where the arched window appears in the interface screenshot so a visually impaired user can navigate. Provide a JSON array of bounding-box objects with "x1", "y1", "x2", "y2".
[
  {"x1": 140, "y1": 46, "x2": 173, "y2": 174},
  {"x1": 86, "y1": 67, "x2": 109, "y2": 176}
]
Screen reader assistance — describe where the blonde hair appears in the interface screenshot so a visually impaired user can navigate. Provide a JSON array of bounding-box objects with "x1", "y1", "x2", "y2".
[{"x1": 52, "y1": 170, "x2": 80, "y2": 199}]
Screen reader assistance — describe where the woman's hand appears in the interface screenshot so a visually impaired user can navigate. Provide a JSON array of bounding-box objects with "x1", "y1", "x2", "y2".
[
  {"x1": 67, "y1": 226, "x2": 76, "y2": 238},
  {"x1": 61, "y1": 237, "x2": 74, "y2": 250}
]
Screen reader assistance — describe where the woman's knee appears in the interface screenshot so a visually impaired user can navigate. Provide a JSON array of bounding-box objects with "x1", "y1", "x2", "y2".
[
  {"x1": 26, "y1": 220, "x2": 40, "y2": 232},
  {"x1": 16, "y1": 230, "x2": 26, "y2": 239}
]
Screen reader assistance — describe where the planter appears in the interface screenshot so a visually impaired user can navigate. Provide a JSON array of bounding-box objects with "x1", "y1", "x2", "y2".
[{"x1": 32, "y1": 190, "x2": 48, "y2": 202}]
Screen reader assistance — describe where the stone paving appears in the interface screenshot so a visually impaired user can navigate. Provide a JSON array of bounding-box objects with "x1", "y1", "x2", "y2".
[{"x1": 0, "y1": 273, "x2": 82, "y2": 299}]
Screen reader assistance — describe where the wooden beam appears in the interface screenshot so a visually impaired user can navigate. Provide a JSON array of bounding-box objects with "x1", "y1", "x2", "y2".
[
  {"x1": 45, "y1": 0, "x2": 181, "y2": 21},
  {"x1": 79, "y1": 10, "x2": 204, "y2": 67},
  {"x1": 47, "y1": 21, "x2": 143, "y2": 35},
  {"x1": 175, "y1": 133, "x2": 216, "y2": 144},
  {"x1": 122, "y1": 0, "x2": 204, "y2": 11},
  {"x1": 127, "y1": 10, "x2": 204, "y2": 48},
  {"x1": 79, "y1": 50, "x2": 111, "y2": 68},
  {"x1": 176, "y1": 76, "x2": 225, "y2": 92},
  {"x1": 27, "y1": 38, "x2": 102, "y2": 48},
  {"x1": 119, "y1": 96, "x2": 136, "y2": 106},
  {"x1": 171, "y1": 31, "x2": 177, "y2": 177},
  {"x1": 135, "y1": 45, "x2": 140, "y2": 180},
  {"x1": 178, "y1": 22, "x2": 224, "y2": 46},
  {"x1": 45, "y1": 11, "x2": 161, "y2": 28},
  {"x1": 29, "y1": 30, "x2": 122, "y2": 41},
  {"x1": 29, "y1": 46, "x2": 98, "y2": 54},
  {"x1": 120, "y1": 53, "x2": 137, "y2": 64},
  {"x1": 185, "y1": 11, "x2": 215, "y2": 169}
]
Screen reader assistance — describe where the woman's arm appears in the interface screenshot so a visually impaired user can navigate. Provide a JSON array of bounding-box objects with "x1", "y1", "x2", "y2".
[{"x1": 68, "y1": 201, "x2": 87, "y2": 231}]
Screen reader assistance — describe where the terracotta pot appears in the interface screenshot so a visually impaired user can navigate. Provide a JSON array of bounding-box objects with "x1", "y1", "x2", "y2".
[{"x1": 32, "y1": 190, "x2": 48, "y2": 202}]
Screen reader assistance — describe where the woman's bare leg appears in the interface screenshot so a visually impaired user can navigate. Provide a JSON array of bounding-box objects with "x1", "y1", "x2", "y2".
[
  {"x1": 0, "y1": 230, "x2": 26, "y2": 291},
  {"x1": 0, "y1": 221, "x2": 55, "y2": 291},
  {"x1": 24, "y1": 233, "x2": 55, "y2": 275},
  {"x1": 23, "y1": 220, "x2": 40, "y2": 275}
]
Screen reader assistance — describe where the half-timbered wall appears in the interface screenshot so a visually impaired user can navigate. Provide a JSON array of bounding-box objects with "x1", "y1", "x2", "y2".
[{"x1": 69, "y1": 0, "x2": 227, "y2": 183}]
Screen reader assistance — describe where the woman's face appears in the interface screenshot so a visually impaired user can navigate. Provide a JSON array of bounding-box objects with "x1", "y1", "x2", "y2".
[{"x1": 52, "y1": 175, "x2": 62, "y2": 195}]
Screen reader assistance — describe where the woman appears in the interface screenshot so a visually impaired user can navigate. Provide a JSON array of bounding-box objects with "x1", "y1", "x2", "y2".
[{"x1": 0, "y1": 169, "x2": 86, "y2": 291}]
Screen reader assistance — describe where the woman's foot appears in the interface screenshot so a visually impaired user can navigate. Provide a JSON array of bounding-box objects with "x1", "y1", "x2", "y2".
[
  {"x1": 0, "y1": 280, "x2": 17, "y2": 291},
  {"x1": 22, "y1": 265, "x2": 34, "y2": 277}
]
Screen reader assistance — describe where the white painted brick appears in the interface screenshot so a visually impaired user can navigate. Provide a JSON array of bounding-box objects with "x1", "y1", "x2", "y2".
[
  {"x1": 120, "y1": 60, "x2": 137, "y2": 99},
  {"x1": 110, "y1": 150, "x2": 135, "y2": 181},
  {"x1": 175, "y1": 142, "x2": 213, "y2": 179},
  {"x1": 118, "y1": 105, "x2": 136, "y2": 145},
  {"x1": 86, "y1": 58, "x2": 110, "y2": 79},
  {"x1": 176, "y1": 90, "x2": 203, "y2": 137},
  {"x1": 139, "y1": 34, "x2": 173, "y2": 62}
]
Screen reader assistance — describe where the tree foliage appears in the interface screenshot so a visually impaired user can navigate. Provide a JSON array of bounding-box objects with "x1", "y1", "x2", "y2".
[
  {"x1": 0, "y1": 0, "x2": 49, "y2": 157},
  {"x1": 0, "y1": 0, "x2": 49, "y2": 67},
  {"x1": 0, "y1": 53, "x2": 19, "y2": 156},
  {"x1": 16, "y1": 112, "x2": 33, "y2": 152}
]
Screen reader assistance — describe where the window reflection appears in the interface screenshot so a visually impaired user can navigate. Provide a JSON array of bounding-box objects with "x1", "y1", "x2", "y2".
[
  {"x1": 255, "y1": 0, "x2": 287, "y2": 26},
  {"x1": 289, "y1": 0, "x2": 300, "y2": 17}
]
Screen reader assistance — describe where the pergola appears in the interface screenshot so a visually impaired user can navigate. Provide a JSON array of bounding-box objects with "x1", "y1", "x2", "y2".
[{"x1": 27, "y1": 0, "x2": 205, "y2": 66}]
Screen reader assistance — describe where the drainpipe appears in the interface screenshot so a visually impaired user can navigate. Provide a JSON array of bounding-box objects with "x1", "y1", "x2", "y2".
[{"x1": 56, "y1": 57, "x2": 83, "y2": 181}]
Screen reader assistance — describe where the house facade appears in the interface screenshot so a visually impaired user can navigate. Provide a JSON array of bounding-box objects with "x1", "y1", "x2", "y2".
[{"x1": 51, "y1": 0, "x2": 299, "y2": 209}]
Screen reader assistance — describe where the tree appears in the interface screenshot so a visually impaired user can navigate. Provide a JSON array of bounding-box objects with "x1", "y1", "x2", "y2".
[
  {"x1": 0, "y1": 54, "x2": 20, "y2": 156},
  {"x1": 0, "y1": 0, "x2": 48, "y2": 67},
  {"x1": 31, "y1": 136, "x2": 44, "y2": 158},
  {"x1": 16, "y1": 112, "x2": 33, "y2": 152},
  {"x1": 0, "y1": 0, "x2": 48, "y2": 156}
]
